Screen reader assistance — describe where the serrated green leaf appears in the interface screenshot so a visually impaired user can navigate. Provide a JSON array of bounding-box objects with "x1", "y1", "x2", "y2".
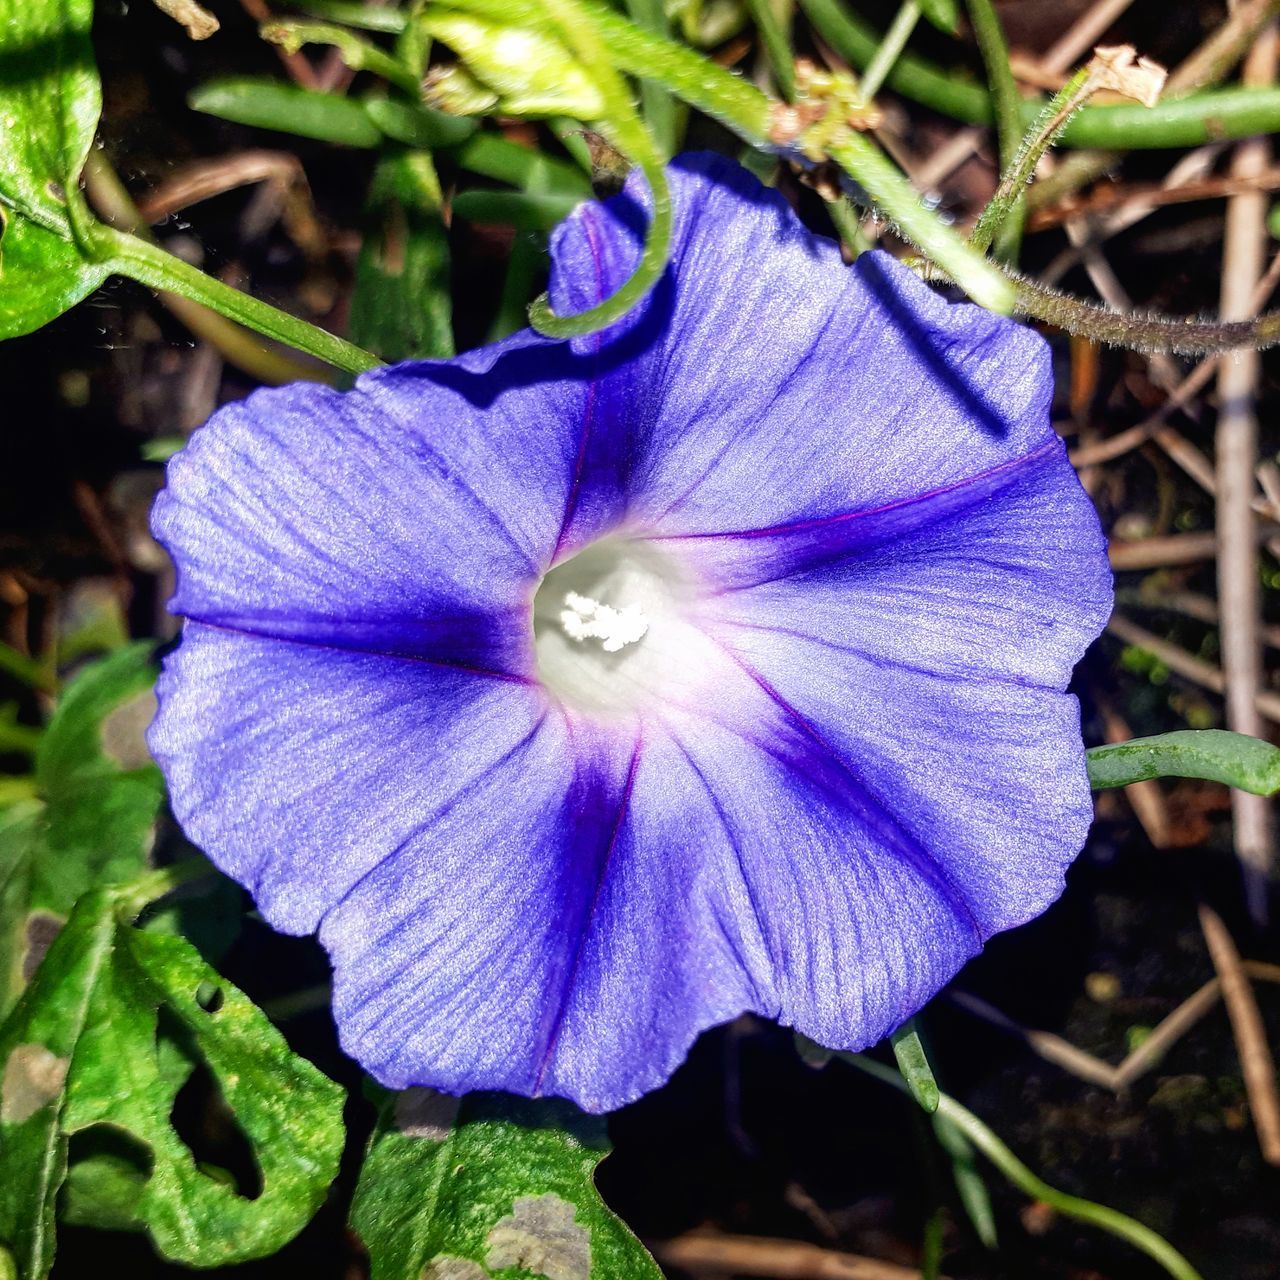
[
  {"x1": 1086, "y1": 729, "x2": 1280, "y2": 796},
  {"x1": 351, "y1": 152, "x2": 454, "y2": 361},
  {"x1": 0, "y1": 646, "x2": 164, "y2": 1018},
  {"x1": 0, "y1": 884, "x2": 345, "y2": 1278},
  {"x1": 350, "y1": 1090, "x2": 662, "y2": 1280},
  {"x1": 0, "y1": 0, "x2": 109, "y2": 338}
]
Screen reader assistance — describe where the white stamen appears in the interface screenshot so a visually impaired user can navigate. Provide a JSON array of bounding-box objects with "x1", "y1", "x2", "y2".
[{"x1": 559, "y1": 590, "x2": 650, "y2": 653}]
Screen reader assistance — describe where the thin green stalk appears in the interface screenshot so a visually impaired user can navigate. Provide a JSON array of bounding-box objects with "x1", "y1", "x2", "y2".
[
  {"x1": 523, "y1": 0, "x2": 672, "y2": 336},
  {"x1": 260, "y1": 20, "x2": 422, "y2": 95},
  {"x1": 970, "y1": 67, "x2": 1091, "y2": 254},
  {"x1": 625, "y1": 0, "x2": 680, "y2": 154},
  {"x1": 827, "y1": 130, "x2": 1016, "y2": 313},
  {"x1": 858, "y1": 0, "x2": 920, "y2": 103},
  {"x1": 286, "y1": 0, "x2": 407, "y2": 32},
  {"x1": 83, "y1": 151, "x2": 363, "y2": 382},
  {"x1": 1009, "y1": 267, "x2": 1280, "y2": 353},
  {"x1": 744, "y1": 0, "x2": 797, "y2": 101},
  {"x1": 964, "y1": 0, "x2": 1022, "y2": 260},
  {"x1": 799, "y1": 0, "x2": 1280, "y2": 149},
  {"x1": 841, "y1": 1053, "x2": 1203, "y2": 1280},
  {"x1": 103, "y1": 229, "x2": 381, "y2": 374},
  {"x1": 826, "y1": 195, "x2": 872, "y2": 255}
]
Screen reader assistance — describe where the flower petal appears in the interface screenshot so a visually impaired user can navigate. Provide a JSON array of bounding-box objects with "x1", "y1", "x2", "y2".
[
  {"x1": 549, "y1": 154, "x2": 1060, "y2": 542},
  {"x1": 148, "y1": 622, "x2": 543, "y2": 934},
  {"x1": 151, "y1": 335, "x2": 597, "y2": 672}
]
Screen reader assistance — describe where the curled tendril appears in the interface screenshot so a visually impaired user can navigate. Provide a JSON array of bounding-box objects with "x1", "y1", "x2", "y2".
[
  {"x1": 521, "y1": 0, "x2": 674, "y2": 339},
  {"x1": 528, "y1": 150, "x2": 672, "y2": 339}
]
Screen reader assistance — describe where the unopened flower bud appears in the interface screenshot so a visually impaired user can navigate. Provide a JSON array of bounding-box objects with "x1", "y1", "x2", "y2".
[{"x1": 422, "y1": 15, "x2": 607, "y2": 119}]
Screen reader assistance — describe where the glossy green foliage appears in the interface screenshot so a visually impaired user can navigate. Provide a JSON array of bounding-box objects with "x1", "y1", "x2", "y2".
[
  {"x1": 0, "y1": 645, "x2": 164, "y2": 1017},
  {"x1": 350, "y1": 1090, "x2": 663, "y2": 1280},
  {"x1": 0, "y1": 0, "x2": 111, "y2": 336},
  {"x1": 0, "y1": 884, "x2": 345, "y2": 1278}
]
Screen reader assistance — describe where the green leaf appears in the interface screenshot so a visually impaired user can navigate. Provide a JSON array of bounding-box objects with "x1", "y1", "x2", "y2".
[
  {"x1": 1086, "y1": 729, "x2": 1280, "y2": 796},
  {"x1": 0, "y1": 0, "x2": 99, "y2": 229},
  {"x1": 889, "y1": 1020, "x2": 939, "y2": 1114},
  {"x1": 188, "y1": 77, "x2": 384, "y2": 147},
  {"x1": 32, "y1": 644, "x2": 164, "y2": 914},
  {"x1": 0, "y1": 0, "x2": 109, "y2": 338},
  {"x1": 452, "y1": 189, "x2": 582, "y2": 231},
  {"x1": 0, "y1": 645, "x2": 164, "y2": 1017},
  {"x1": 363, "y1": 96, "x2": 477, "y2": 148},
  {"x1": 351, "y1": 152, "x2": 454, "y2": 361},
  {"x1": 932, "y1": 1110, "x2": 997, "y2": 1249},
  {"x1": 350, "y1": 1090, "x2": 662, "y2": 1280},
  {"x1": 0, "y1": 214, "x2": 110, "y2": 340},
  {"x1": 0, "y1": 884, "x2": 345, "y2": 1278},
  {"x1": 917, "y1": 0, "x2": 959, "y2": 34}
]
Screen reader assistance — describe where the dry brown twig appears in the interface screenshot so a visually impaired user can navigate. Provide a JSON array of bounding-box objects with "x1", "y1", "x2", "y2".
[
  {"x1": 1106, "y1": 615, "x2": 1280, "y2": 724},
  {"x1": 1197, "y1": 905, "x2": 1280, "y2": 1164},
  {"x1": 649, "y1": 1234, "x2": 931, "y2": 1280},
  {"x1": 151, "y1": 0, "x2": 219, "y2": 39},
  {"x1": 135, "y1": 150, "x2": 328, "y2": 261},
  {"x1": 1214, "y1": 19, "x2": 1278, "y2": 921}
]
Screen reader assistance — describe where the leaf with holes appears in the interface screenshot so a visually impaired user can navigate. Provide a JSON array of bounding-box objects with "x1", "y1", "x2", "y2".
[
  {"x1": 0, "y1": 0, "x2": 112, "y2": 338},
  {"x1": 0, "y1": 883, "x2": 345, "y2": 1279},
  {"x1": 350, "y1": 1089, "x2": 661, "y2": 1280},
  {"x1": 0, "y1": 645, "x2": 165, "y2": 1017}
]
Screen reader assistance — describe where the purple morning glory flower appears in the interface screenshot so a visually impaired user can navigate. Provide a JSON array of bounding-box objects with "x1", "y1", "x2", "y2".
[{"x1": 148, "y1": 153, "x2": 1112, "y2": 1113}]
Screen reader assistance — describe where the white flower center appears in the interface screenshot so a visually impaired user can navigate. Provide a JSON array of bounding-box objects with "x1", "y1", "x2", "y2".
[
  {"x1": 532, "y1": 535, "x2": 706, "y2": 718},
  {"x1": 559, "y1": 591, "x2": 650, "y2": 653}
]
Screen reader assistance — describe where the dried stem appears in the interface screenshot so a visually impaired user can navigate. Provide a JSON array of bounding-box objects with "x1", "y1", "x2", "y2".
[
  {"x1": 1215, "y1": 20, "x2": 1277, "y2": 922},
  {"x1": 1198, "y1": 905, "x2": 1280, "y2": 1164}
]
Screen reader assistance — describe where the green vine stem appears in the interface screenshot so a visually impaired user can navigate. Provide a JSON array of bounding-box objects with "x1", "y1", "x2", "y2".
[
  {"x1": 105, "y1": 230, "x2": 383, "y2": 374},
  {"x1": 857, "y1": 0, "x2": 920, "y2": 103},
  {"x1": 82, "y1": 153, "x2": 382, "y2": 377},
  {"x1": 798, "y1": 0, "x2": 1280, "y2": 149},
  {"x1": 841, "y1": 1053, "x2": 1204, "y2": 1280},
  {"x1": 970, "y1": 67, "x2": 1091, "y2": 255},
  {"x1": 1086, "y1": 729, "x2": 1280, "y2": 795},
  {"x1": 82, "y1": 153, "x2": 354, "y2": 384},
  {"x1": 1009, "y1": 269, "x2": 1280, "y2": 352},
  {"x1": 521, "y1": 0, "x2": 673, "y2": 336},
  {"x1": 744, "y1": 0, "x2": 798, "y2": 101},
  {"x1": 260, "y1": 20, "x2": 422, "y2": 94},
  {"x1": 964, "y1": 0, "x2": 1023, "y2": 260},
  {"x1": 826, "y1": 131, "x2": 1016, "y2": 313}
]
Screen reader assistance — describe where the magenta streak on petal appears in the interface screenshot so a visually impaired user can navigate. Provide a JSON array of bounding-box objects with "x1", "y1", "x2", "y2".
[
  {"x1": 707, "y1": 636, "x2": 985, "y2": 940},
  {"x1": 648, "y1": 439, "x2": 1060, "y2": 544},
  {"x1": 714, "y1": 615, "x2": 1051, "y2": 692},
  {"x1": 550, "y1": 206, "x2": 610, "y2": 564},
  {"x1": 188, "y1": 617, "x2": 537, "y2": 686},
  {"x1": 532, "y1": 736, "x2": 642, "y2": 1093}
]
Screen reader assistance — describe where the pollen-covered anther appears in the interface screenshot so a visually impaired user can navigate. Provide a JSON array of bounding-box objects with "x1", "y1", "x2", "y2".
[{"x1": 559, "y1": 591, "x2": 650, "y2": 653}]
